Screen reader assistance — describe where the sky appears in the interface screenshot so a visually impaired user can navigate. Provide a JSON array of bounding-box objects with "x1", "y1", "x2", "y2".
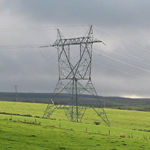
[{"x1": 0, "y1": 0, "x2": 150, "y2": 98}]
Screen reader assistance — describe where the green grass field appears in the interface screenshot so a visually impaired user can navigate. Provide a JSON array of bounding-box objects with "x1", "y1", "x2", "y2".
[{"x1": 0, "y1": 101, "x2": 150, "y2": 149}]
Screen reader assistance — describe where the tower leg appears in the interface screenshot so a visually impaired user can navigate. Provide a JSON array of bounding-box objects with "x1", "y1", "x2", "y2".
[
  {"x1": 43, "y1": 80, "x2": 66, "y2": 118},
  {"x1": 84, "y1": 80, "x2": 111, "y2": 126},
  {"x1": 63, "y1": 78, "x2": 86, "y2": 122}
]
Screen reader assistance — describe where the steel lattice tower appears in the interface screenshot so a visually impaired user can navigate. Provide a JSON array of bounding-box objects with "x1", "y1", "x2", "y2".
[{"x1": 43, "y1": 25, "x2": 110, "y2": 126}]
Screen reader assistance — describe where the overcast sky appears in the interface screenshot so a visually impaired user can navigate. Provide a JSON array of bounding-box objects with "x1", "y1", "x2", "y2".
[{"x1": 0, "y1": 0, "x2": 150, "y2": 98}]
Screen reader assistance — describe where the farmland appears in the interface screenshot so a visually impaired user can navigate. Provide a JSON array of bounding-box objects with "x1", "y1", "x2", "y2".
[{"x1": 0, "y1": 101, "x2": 150, "y2": 149}]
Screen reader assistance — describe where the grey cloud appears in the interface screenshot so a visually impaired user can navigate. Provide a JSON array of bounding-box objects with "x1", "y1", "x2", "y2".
[
  {"x1": 2, "y1": 0, "x2": 150, "y2": 27},
  {"x1": 0, "y1": 1, "x2": 150, "y2": 98}
]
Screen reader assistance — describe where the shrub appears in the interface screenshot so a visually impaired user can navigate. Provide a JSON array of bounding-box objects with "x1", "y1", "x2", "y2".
[
  {"x1": 94, "y1": 122, "x2": 101, "y2": 125},
  {"x1": 120, "y1": 133, "x2": 126, "y2": 138}
]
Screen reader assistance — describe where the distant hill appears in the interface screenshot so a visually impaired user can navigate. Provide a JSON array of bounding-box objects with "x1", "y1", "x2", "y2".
[{"x1": 0, "y1": 92, "x2": 150, "y2": 109}]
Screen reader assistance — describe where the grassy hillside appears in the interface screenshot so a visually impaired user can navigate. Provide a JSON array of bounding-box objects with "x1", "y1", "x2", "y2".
[
  {"x1": 0, "y1": 101, "x2": 150, "y2": 130},
  {"x1": 1, "y1": 119, "x2": 150, "y2": 150},
  {"x1": 0, "y1": 101, "x2": 150, "y2": 149}
]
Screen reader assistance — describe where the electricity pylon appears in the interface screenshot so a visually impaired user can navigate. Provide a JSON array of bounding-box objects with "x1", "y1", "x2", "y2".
[
  {"x1": 43, "y1": 25, "x2": 110, "y2": 126},
  {"x1": 14, "y1": 85, "x2": 18, "y2": 101}
]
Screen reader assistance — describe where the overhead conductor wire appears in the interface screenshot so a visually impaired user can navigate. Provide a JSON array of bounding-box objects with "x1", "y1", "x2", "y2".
[
  {"x1": 94, "y1": 25, "x2": 150, "y2": 53},
  {"x1": 39, "y1": 48, "x2": 57, "y2": 60},
  {"x1": 93, "y1": 47, "x2": 150, "y2": 81},
  {"x1": 94, "y1": 49, "x2": 150, "y2": 74}
]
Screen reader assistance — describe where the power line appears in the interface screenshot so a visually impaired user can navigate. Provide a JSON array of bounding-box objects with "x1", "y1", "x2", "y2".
[
  {"x1": 0, "y1": 26, "x2": 90, "y2": 49},
  {"x1": 0, "y1": 28, "x2": 56, "y2": 32},
  {"x1": 93, "y1": 50, "x2": 150, "y2": 74},
  {"x1": 95, "y1": 62, "x2": 150, "y2": 81},
  {"x1": 115, "y1": 50, "x2": 143, "y2": 61},
  {"x1": 0, "y1": 44, "x2": 51, "y2": 49},
  {"x1": 113, "y1": 51, "x2": 150, "y2": 66},
  {"x1": 94, "y1": 25, "x2": 150, "y2": 53},
  {"x1": 0, "y1": 25, "x2": 89, "y2": 32},
  {"x1": 39, "y1": 48, "x2": 57, "y2": 60}
]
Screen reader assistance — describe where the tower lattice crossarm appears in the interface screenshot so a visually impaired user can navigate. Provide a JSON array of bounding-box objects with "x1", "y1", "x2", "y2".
[{"x1": 52, "y1": 36, "x2": 102, "y2": 47}]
